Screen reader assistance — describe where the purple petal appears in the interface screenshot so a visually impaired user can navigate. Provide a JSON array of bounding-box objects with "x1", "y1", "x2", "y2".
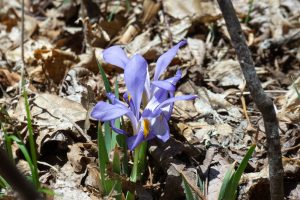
[
  {"x1": 142, "y1": 88, "x2": 169, "y2": 117},
  {"x1": 91, "y1": 101, "x2": 130, "y2": 121},
  {"x1": 154, "y1": 40, "x2": 187, "y2": 81},
  {"x1": 144, "y1": 70, "x2": 151, "y2": 102},
  {"x1": 157, "y1": 94, "x2": 197, "y2": 111},
  {"x1": 151, "y1": 115, "x2": 170, "y2": 142},
  {"x1": 107, "y1": 93, "x2": 127, "y2": 108},
  {"x1": 151, "y1": 94, "x2": 198, "y2": 117},
  {"x1": 127, "y1": 131, "x2": 155, "y2": 150},
  {"x1": 110, "y1": 120, "x2": 128, "y2": 135},
  {"x1": 103, "y1": 46, "x2": 130, "y2": 69},
  {"x1": 107, "y1": 92, "x2": 138, "y2": 131},
  {"x1": 124, "y1": 54, "x2": 147, "y2": 117},
  {"x1": 151, "y1": 80, "x2": 176, "y2": 92}
]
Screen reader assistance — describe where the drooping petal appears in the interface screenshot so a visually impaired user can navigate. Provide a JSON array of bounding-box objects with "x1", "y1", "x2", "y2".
[
  {"x1": 103, "y1": 46, "x2": 130, "y2": 69},
  {"x1": 153, "y1": 40, "x2": 187, "y2": 81},
  {"x1": 124, "y1": 54, "x2": 147, "y2": 117},
  {"x1": 126, "y1": 130, "x2": 155, "y2": 150},
  {"x1": 151, "y1": 115, "x2": 170, "y2": 142},
  {"x1": 91, "y1": 101, "x2": 130, "y2": 121},
  {"x1": 107, "y1": 93, "x2": 127, "y2": 108},
  {"x1": 151, "y1": 80, "x2": 176, "y2": 92},
  {"x1": 106, "y1": 93, "x2": 138, "y2": 131},
  {"x1": 110, "y1": 119, "x2": 128, "y2": 135}
]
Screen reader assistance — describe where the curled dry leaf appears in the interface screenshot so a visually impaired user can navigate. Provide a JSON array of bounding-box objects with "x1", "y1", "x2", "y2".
[
  {"x1": 34, "y1": 48, "x2": 79, "y2": 84},
  {"x1": 0, "y1": 68, "x2": 20, "y2": 88},
  {"x1": 208, "y1": 59, "x2": 244, "y2": 87}
]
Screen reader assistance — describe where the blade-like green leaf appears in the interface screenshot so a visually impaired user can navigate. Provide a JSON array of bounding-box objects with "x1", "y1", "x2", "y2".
[
  {"x1": 182, "y1": 175, "x2": 196, "y2": 200},
  {"x1": 23, "y1": 88, "x2": 39, "y2": 189},
  {"x1": 112, "y1": 147, "x2": 122, "y2": 200},
  {"x1": 218, "y1": 163, "x2": 235, "y2": 200},
  {"x1": 97, "y1": 60, "x2": 112, "y2": 93},
  {"x1": 225, "y1": 145, "x2": 256, "y2": 200},
  {"x1": 104, "y1": 121, "x2": 112, "y2": 154},
  {"x1": 2, "y1": 124, "x2": 14, "y2": 164},
  {"x1": 0, "y1": 176, "x2": 9, "y2": 189},
  {"x1": 126, "y1": 191, "x2": 135, "y2": 200},
  {"x1": 111, "y1": 79, "x2": 120, "y2": 150},
  {"x1": 8, "y1": 135, "x2": 38, "y2": 188},
  {"x1": 97, "y1": 122, "x2": 109, "y2": 194},
  {"x1": 220, "y1": 144, "x2": 256, "y2": 200}
]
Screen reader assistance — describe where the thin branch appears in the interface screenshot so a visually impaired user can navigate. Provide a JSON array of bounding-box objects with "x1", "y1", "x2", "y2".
[
  {"x1": 0, "y1": 148, "x2": 42, "y2": 200},
  {"x1": 216, "y1": 1, "x2": 284, "y2": 200}
]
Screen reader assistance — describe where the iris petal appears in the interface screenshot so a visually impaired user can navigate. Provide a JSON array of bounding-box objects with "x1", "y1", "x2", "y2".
[
  {"x1": 124, "y1": 54, "x2": 147, "y2": 117},
  {"x1": 107, "y1": 92, "x2": 138, "y2": 131},
  {"x1": 151, "y1": 115, "x2": 170, "y2": 142},
  {"x1": 154, "y1": 40, "x2": 187, "y2": 81},
  {"x1": 127, "y1": 131, "x2": 155, "y2": 150},
  {"x1": 103, "y1": 46, "x2": 130, "y2": 69},
  {"x1": 91, "y1": 101, "x2": 130, "y2": 121},
  {"x1": 110, "y1": 119, "x2": 128, "y2": 135}
]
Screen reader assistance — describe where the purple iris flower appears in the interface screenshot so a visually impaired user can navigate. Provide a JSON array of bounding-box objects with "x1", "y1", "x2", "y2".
[{"x1": 91, "y1": 41, "x2": 197, "y2": 150}]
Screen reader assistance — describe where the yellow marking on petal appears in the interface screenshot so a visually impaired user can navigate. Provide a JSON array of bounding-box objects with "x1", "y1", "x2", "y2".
[
  {"x1": 143, "y1": 119, "x2": 150, "y2": 138},
  {"x1": 128, "y1": 93, "x2": 131, "y2": 102}
]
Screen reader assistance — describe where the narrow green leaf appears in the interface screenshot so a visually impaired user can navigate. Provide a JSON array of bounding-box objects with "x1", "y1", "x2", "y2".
[
  {"x1": 104, "y1": 121, "x2": 112, "y2": 154},
  {"x1": 182, "y1": 175, "x2": 196, "y2": 200},
  {"x1": 8, "y1": 135, "x2": 38, "y2": 188},
  {"x1": 119, "y1": 117, "x2": 129, "y2": 175},
  {"x1": 111, "y1": 79, "x2": 120, "y2": 149},
  {"x1": 130, "y1": 141, "x2": 147, "y2": 182},
  {"x1": 38, "y1": 187, "x2": 55, "y2": 196},
  {"x1": 23, "y1": 88, "x2": 39, "y2": 189},
  {"x1": 225, "y1": 144, "x2": 256, "y2": 200},
  {"x1": 126, "y1": 191, "x2": 135, "y2": 200},
  {"x1": 218, "y1": 164, "x2": 235, "y2": 200},
  {"x1": 112, "y1": 148, "x2": 121, "y2": 174},
  {"x1": 2, "y1": 124, "x2": 14, "y2": 164},
  {"x1": 97, "y1": 122, "x2": 109, "y2": 194},
  {"x1": 0, "y1": 176, "x2": 9, "y2": 189},
  {"x1": 97, "y1": 60, "x2": 112, "y2": 93},
  {"x1": 112, "y1": 148, "x2": 122, "y2": 200}
]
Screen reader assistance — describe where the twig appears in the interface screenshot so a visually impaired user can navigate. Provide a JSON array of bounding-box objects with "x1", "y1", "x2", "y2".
[
  {"x1": 0, "y1": 148, "x2": 42, "y2": 200},
  {"x1": 216, "y1": 1, "x2": 284, "y2": 200},
  {"x1": 171, "y1": 163, "x2": 206, "y2": 200}
]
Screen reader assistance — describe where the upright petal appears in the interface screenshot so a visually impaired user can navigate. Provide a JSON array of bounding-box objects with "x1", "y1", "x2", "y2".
[
  {"x1": 142, "y1": 88, "x2": 168, "y2": 116},
  {"x1": 153, "y1": 40, "x2": 187, "y2": 81},
  {"x1": 143, "y1": 70, "x2": 151, "y2": 103},
  {"x1": 103, "y1": 46, "x2": 130, "y2": 69},
  {"x1": 151, "y1": 115, "x2": 170, "y2": 142},
  {"x1": 124, "y1": 54, "x2": 147, "y2": 117}
]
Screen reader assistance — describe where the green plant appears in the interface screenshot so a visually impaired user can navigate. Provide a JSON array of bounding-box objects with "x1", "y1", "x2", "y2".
[
  {"x1": 181, "y1": 144, "x2": 256, "y2": 200},
  {"x1": 218, "y1": 144, "x2": 256, "y2": 200}
]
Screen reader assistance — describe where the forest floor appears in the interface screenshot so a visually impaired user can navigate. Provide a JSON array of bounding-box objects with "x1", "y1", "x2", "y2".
[{"x1": 0, "y1": 0, "x2": 299, "y2": 199}]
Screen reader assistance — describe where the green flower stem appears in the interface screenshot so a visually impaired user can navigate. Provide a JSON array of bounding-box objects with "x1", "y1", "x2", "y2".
[{"x1": 130, "y1": 141, "x2": 147, "y2": 183}]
